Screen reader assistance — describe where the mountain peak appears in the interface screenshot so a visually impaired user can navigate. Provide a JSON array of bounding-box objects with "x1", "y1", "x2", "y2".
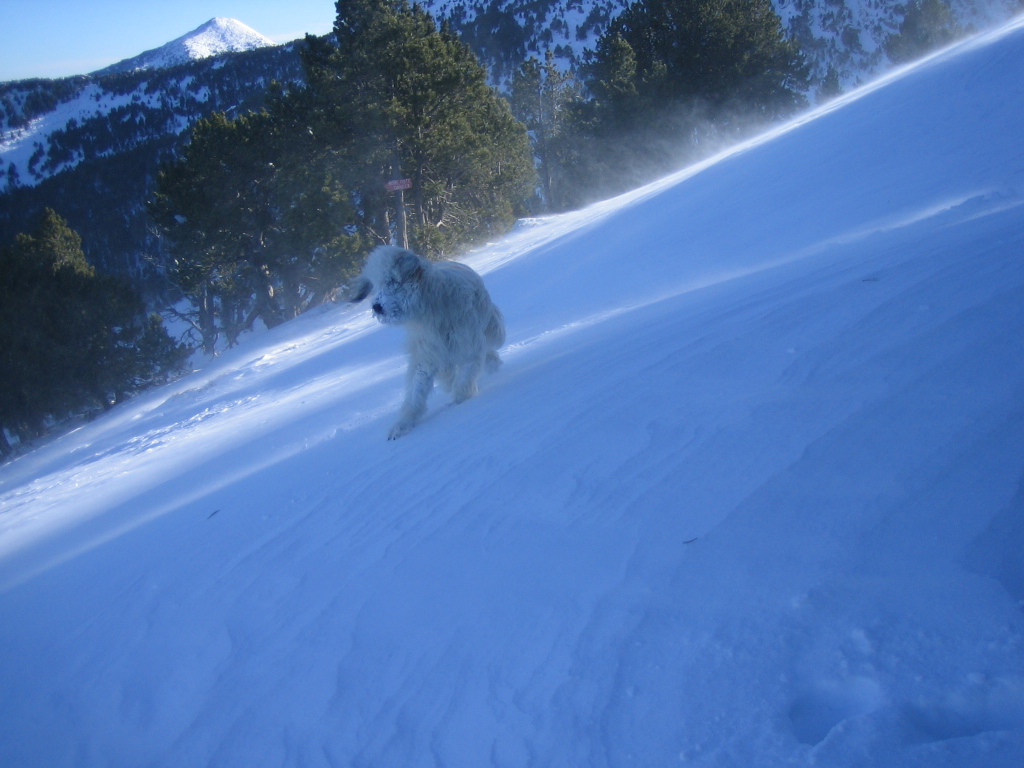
[{"x1": 93, "y1": 17, "x2": 275, "y2": 76}]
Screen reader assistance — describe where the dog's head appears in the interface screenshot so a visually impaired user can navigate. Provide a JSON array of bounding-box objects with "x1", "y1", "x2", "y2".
[{"x1": 347, "y1": 245, "x2": 425, "y2": 325}]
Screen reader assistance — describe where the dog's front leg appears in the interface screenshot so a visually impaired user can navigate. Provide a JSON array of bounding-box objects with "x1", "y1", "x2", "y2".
[{"x1": 389, "y1": 365, "x2": 435, "y2": 439}]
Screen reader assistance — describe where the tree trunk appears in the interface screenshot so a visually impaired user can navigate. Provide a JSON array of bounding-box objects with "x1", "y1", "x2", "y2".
[
  {"x1": 199, "y1": 285, "x2": 218, "y2": 356},
  {"x1": 255, "y1": 264, "x2": 284, "y2": 329}
]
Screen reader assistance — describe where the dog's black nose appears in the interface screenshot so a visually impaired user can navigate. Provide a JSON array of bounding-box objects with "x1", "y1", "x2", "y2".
[{"x1": 372, "y1": 302, "x2": 383, "y2": 315}]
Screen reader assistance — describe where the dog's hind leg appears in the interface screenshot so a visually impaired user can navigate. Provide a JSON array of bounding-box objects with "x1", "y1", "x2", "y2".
[
  {"x1": 484, "y1": 350, "x2": 502, "y2": 373},
  {"x1": 389, "y1": 365, "x2": 435, "y2": 439},
  {"x1": 451, "y1": 358, "x2": 483, "y2": 404}
]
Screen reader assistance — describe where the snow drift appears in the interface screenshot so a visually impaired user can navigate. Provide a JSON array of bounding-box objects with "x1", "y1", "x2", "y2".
[{"x1": 2, "y1": 15, "x2": 1024, "y2": 768}]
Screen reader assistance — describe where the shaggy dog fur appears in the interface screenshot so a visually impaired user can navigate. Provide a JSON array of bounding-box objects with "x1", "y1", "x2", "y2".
[{"x1": 348, "y1": 245, "x2": 505, "y2": 439}]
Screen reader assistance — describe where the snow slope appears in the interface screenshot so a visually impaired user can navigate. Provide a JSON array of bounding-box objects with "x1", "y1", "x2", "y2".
[
  {"x1": 0, "y1": 82, "x2": 184, "y2": 184},
  {"x1": 93, "y1": 18, "x2": 276, "y2": 75},
  {"x1": 2, "y1": 16, "x2": 1024, "y2": 768}
]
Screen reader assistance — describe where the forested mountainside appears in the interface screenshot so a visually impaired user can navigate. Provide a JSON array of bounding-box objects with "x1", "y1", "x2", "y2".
[
  {"x1": 1, "y1": 0, "x2": 1020, "y2": 293},
  {"x1": 431, "y1": 0, "x2": 1021, "y2": 82},
  {"x1": 0, "y1": 44, "x2": 302, "y2": 289}
]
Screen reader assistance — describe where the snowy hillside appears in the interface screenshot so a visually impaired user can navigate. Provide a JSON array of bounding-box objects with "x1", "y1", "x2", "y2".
[
  {"x1": 0, "y1": 19, "x2": 278, "y2": 191},
  {"x1": 0, "y1": 26, "x2": 296, "y2": 195},
  {"x1": 2, "y1": 15, "x2": 1024, "y2": 768},
  {"x1": 93, "y1": 18, "x2": 276, "y2": 76},
  {"x1": 0, "y1": 82, "x2": 180, "y2": 183}
]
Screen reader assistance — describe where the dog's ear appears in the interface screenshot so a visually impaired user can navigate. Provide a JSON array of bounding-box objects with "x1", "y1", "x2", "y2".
[
  {"x1": 346, "y1": 276, "x2": 373, "y2": 303},
  {"x1": 395, "y1": 250, "x2": 424, "y2": 284}
]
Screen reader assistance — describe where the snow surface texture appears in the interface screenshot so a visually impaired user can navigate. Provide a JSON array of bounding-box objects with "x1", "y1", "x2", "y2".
[
  {"x1": 93, "y1": 18, "x2": 275, "y2": 76},
  {"x1": 3, "y1": 16, "x2": 1024, "y2": 768}
]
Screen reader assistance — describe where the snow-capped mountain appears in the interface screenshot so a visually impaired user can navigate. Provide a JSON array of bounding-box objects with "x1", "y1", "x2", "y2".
[
  {"x1": 1, "y1": 18, "x2": 288, "y2": 195},
  {"x1": 2, "y1": 16, "x2": 1024, "y2": 766},
  {"x1": 92, "y1": 17, "x2": 276, "y2": 76}
]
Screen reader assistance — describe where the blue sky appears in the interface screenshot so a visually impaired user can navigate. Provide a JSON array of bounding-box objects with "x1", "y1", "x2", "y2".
[{"x1": 0, "y1": 0, "x2": 337, "y2": 81}]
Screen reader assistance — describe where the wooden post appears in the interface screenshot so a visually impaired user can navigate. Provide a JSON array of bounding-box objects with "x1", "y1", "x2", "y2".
[
  {"x1": 395, "y1": 186, "x2": 408, "y2": 249},
  {"x1": 391, "y1": 148, "x2": 408, "y2": 249},
  {"x1": 385, "y1": 176, "x2": 413, "y2": 250}
]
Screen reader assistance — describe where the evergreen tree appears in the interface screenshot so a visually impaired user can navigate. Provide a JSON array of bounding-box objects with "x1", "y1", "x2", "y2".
[
  {"x1": 552, "y1": 0, "x2": 808, "y2": 207},
  {"x1": 607, "y1": 0, "x2": 809, "y2": 117},
  {"x1": 326, "y1": 0, "x2": 536, "y2": 254},
  {"x1": 151, "y1": 105, "x2": 367, "y2": 353},
  {"x1": 0, "y1": 209, "x2": 187, "y2": 457},
  {"x1": 885, "y1": 0, "x2": 964, "y2": 64},
  {"x1": 816, "y1": 65, "x2": 844, "y2": 104},
  {"x1": 509, "y1": 51, "x2": 582, "y2": 211},
  {"x1": 587, "y1": 33, "x2": 642, "y2": 119},
  {"x1": 0, "y1": 209, "x2": 87, "y2": 445}
]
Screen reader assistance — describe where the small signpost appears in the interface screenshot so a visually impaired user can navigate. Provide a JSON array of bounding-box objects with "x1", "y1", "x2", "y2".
[{"x1": 385, "y1": 178, "x2": 413, "y2": 248}]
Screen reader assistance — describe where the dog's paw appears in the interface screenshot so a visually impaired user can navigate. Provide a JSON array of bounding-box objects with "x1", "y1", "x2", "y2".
[
  {"x1": 452, "y1": 390, "x2": 476, "y2": 405},
  {"x1": 485, "y1": 351, "x2": 502, "y2": 373},
  {"x1": 387, "y1": 420, "x2": 415, "y2": 440},
  {"x1": 451, "y1": 381, "x2": 478, "y2": 404}
]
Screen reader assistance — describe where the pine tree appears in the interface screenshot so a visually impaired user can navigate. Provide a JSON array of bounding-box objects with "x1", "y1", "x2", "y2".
[
  {"x1": 602, "y1": 0, "x2": 808, "y2": 118},
  {"x1": 816, "y1": 65, "x2": 844, "y2": 104},
  {"x1": 884, "y1": 0, "x2": 964, "y2": 64},
  {"x1": 151, "y1": 105, "x2": 368, "y2": 352},
  {"x1": 0, "y1": 209, "x2": 186, "y2": 456},
  {"x1": 509, "y1": 51, "x2": 582, "y2": 211},
  {"x1": 323, "y1": 0, "x2": 535, "y2": 254},
  {"x1": 550, "y1": 0, "x2": 808, "y2": 207},
  {"x1": 587, "y1": 33, "x2": 641, "y2": 117}
]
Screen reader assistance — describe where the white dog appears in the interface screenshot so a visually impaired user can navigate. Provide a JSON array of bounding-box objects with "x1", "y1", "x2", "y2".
[{"x1": 348, "y1": 245, "x2": 505, "y2": 439}]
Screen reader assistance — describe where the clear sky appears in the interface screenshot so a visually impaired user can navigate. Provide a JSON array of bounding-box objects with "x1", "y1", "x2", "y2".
[{"x1": 0, "y1": 0, "x2": 338, "y2": 81}]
